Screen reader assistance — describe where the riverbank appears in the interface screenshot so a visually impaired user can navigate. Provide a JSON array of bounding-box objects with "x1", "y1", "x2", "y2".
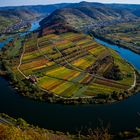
[
  {"x1": 91, "y1": 32, "x2": 140, "y2": 55},
  {"x1": 0, "y1": 113, "x2": 77, "y2": 140},
  {"x1": 1, "y1": 113, "x2": 140, "y2": 140},
  {"x1": 0, "y1": 43, "x2": 139, "y2": 105},
  {"x1": 0, "y1": 31, "x2": 140, "y2": 105},
  {"x1": 2, "y1": 67, "x2": 140, "y2": 105}
]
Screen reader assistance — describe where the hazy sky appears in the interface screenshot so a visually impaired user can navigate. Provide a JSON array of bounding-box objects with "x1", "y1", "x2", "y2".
[{"x1": 0, "y1": 0, "x2": 140, "y2": 7}]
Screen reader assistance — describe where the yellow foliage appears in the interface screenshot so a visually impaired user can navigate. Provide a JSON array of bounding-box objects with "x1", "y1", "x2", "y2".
[{"x1": 0, "y1": 124, "x2": 71, "y2": 140}]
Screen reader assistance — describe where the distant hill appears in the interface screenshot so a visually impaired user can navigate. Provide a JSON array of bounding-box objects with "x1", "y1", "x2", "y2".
[
  {"x1": 0, "y1": 3, "x2": 71, "y2": 17},
  {"x1": 0, "y1": 9, "x2": 40, "y2": 32},
  {"x1": 0, "y1": 9, "x2": 39, "y2": 21},
  {"x1": 40, "y1": 2, "x2": 139, "y2": 32},
  {"x1": 0, "y1": 3, "x2": 71, "y2": 32},
  {"x1": 107, "y1": 3, "x2": 140, "y2": 17},
  {"x1": 1, "y1": 2, "x2": 140, "y2": 33},
  {"x1": 132, "y1": 9, "x2": 140, "y2": 17}
]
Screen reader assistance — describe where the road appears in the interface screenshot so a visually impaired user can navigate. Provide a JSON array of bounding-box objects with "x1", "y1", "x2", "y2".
[
  {"x1": 17, "y1": 40, "x2": 28, "y2": 79},
  {"x1": 128, "y1": 71, "x2": 136, "y2": 91}
]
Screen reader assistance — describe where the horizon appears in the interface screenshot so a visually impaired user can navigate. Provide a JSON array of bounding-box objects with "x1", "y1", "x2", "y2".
[{"x1": 0, "y1": 0, "x2": 140, "y2": 7}]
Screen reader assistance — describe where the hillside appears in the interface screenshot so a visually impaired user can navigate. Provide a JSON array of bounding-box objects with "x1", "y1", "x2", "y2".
[
  {"x1": 1, "y1": 115, "x2": 140, "y2": 140},
  {"x1": 0, "y1": 124, "x2": 73, "y2": 140},
  {"x1": 92, "y1": 21, "x2": 140, "y2": 54},
  {"x1": 0, "y1": 9, "x2": 40, "y2": 33},
  {"x1": 1, "y1": 2, "x2": 140, "y2": 33},
  {"x1": 0, "y1": 113, "x2": 112, "y2": 140},
  {"x1": 0, "y1": 9, "x2": 39, "y2": 21},
  {"x1": 107, "y1": 4, "x2": 140, "y2": 17},
  {"x1": 40, "y1": 2, "x2": 139, "y2": 31},
  {"x1": 0, "y1": 114, "x2": 73, "y2": 140},
  {"x1": 0, "y1": 3, "x2": 71, "y2": 33},
  {"x1": 0, "y1": 3, "x2": 71, "y2": 17}
]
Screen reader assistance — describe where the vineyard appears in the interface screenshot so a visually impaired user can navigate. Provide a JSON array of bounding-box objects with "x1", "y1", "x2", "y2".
[{"x1": 12, "y1": 32, "x2": 135, "y2": 98}]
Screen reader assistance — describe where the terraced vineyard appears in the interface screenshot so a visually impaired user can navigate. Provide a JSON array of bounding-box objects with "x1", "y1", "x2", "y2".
[{"x1": 12, "y1": 32, "x2": 135, "y2": 98}]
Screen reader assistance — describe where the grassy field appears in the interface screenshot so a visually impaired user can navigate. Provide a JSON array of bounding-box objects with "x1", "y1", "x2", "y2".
[{"x1": 11, "y1": 32, "x2": 135, "y2": 98}]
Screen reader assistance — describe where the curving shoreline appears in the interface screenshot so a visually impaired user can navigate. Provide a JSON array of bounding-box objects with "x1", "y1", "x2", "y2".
[
  {"x1": 0, "y1": 35, "x2": 140, "y2": 105},
  {"x1": 5, "y1": 70, "x2": 140, "y2": 105},
  {"x1": 1, "y1": 18, "x2": 139, "y2": 105},
  {"x1": 91, "y1": 32, "x2": 140, "y2": 55}
]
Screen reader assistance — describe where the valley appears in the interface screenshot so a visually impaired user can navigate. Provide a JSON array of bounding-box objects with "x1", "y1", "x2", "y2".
[
  {"x1": 1, "y1": 2, "x2": 139, "y2": 104},
  {"x1": 0, "y1": 9, "x2": 39, "y2": 34},
  {"x1": 0, "y1": 1, "x2": 140, "y2": 140}
]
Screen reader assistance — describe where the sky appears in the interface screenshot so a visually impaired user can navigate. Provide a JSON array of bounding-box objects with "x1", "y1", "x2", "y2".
[{"x1": 0, "y1": 0, "x2": 140, "y2": 7}]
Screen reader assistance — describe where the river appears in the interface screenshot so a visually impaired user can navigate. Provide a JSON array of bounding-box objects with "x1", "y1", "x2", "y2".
[{"x1": 0, "y1": 21, "x2": 140, "y2": 134}]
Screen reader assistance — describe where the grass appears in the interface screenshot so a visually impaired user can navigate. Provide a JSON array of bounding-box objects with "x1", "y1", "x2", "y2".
[{"x1": 0, "y1": 123, "x2": 72, "y2": 140}]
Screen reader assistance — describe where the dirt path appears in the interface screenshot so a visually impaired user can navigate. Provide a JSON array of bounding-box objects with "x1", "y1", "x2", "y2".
[
  {"x1": 17, "y1": 43, "x2": 28, "y2": 79},
  {"x1": 128, "y1": 71, "x2": 136, "y2": 91}
]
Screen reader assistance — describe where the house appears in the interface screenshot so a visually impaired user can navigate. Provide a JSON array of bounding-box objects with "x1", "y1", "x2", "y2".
[{"x1": 28, "y1": 75, "x2": 37, "y2": 83}]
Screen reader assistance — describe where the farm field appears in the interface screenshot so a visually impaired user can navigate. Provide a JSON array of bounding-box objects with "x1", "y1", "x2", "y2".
[
  {"x1": 12, "y1": 32, "x2": 135, "y2": 98},
  {"x1": 92, "y1": 21, "x2": 140, "y2": 54}
]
